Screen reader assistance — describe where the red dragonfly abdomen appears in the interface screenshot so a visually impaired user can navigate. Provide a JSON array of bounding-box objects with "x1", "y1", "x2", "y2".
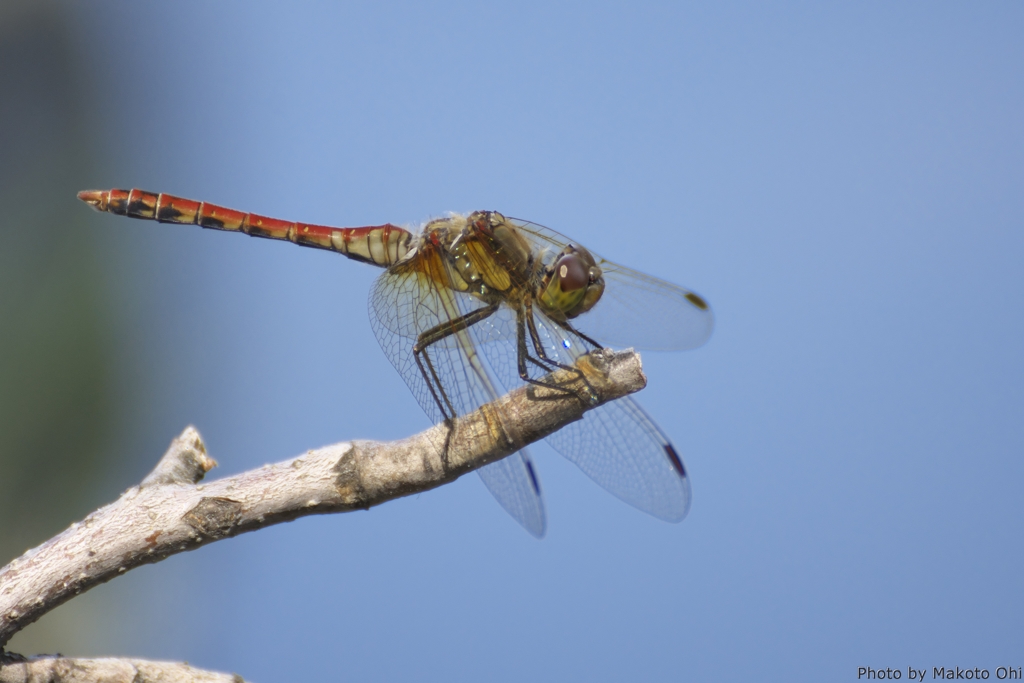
[{"x1": 77, "y1": 188, "x2": 412, "y2": 268}]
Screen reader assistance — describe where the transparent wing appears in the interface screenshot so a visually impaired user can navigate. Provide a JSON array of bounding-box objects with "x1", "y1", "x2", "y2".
[
  {"x1": 473, "y1": 305, "x2": 692, "y2": 522},
  {"x1": 579, "y1": 263, "x2": 713, "y2": 351},
  {"x1": 546, "y1": 396, "x2": 691, "y2": 521},
  {"x1": 367, "y1": 217, "x2": 699, "y2": 532},
  {"x1": 368, "y1": 257, "x2": 546, "y2": 537},
  {"x1": 475, "y1": 451, "x2": 545, "y2": 538},
  {"x1": 508, "y1": 217, "x2": 714, "y2": 351}
]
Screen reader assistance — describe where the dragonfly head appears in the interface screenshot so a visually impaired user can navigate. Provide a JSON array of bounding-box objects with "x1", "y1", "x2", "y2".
[{"x1": 536, "y1": 244, "x2": 605, "y2": 321}]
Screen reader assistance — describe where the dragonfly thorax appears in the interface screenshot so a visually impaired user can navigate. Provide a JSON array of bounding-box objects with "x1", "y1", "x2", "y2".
[
  {"x1": 456, "y1": 211, "x2": 607, "y2": 320},
  {"x1": 414, "y1": 211, "x2": 605, "y2": 320},
  {"x1": 419, "y1": 211, "x2": 537, "y2": 300}
]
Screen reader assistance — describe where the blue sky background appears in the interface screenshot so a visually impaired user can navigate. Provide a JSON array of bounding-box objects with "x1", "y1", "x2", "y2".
[{"x1": 5, "y1": 2, "x2": 1022, "y2": 681}]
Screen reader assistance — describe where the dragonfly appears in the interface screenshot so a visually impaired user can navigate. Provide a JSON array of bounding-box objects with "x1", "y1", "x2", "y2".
[{"x1": 78, "y1": 188, "x2": 713, "y2": 537}]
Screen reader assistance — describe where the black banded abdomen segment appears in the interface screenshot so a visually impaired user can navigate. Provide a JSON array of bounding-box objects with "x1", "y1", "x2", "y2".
[
  {"x1": 77, "y1": 187, "x2": 413, "y2": 266},
  {"x1": 339, "y1": 225, "x2": 412, "y2": 266},
  {"x1": 126, "y1": 188, "x2": 159, "y2": 219},
  {"x1": 156, "y1": 194, "x2": 202, "y2": 223}
]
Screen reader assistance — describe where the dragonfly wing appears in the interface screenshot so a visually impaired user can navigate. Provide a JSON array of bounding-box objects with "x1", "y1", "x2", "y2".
[
  {"x1": 545, "y1": 396, "x2": 691, "y2": 521},
  {"x1": 475, "y1": 451, "x2": 546, "y2": 538},
  {"x1": 507, "y1": 217, "x2": 714, "y2": 351},
  {"x1": 577, "y1": 262, "x2": 713, "y2": 351},
  {"x1": 368, "y1": 262, "x2": 546, "y2": 537},
  {"x1": 474, "y1": 308, "x2": 693, "y2": 522}
]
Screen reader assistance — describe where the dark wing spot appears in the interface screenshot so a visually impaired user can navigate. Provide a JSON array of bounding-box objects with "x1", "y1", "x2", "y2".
[
  {"x1": 524, "y1": 458, "x2": 542, "y2": 495},
  {"x1": 664, "y1": 444, "x2": 686, "y2": 478},
  {"x1": 685, "y1": 292, "x2": 709, "y2": 310}
]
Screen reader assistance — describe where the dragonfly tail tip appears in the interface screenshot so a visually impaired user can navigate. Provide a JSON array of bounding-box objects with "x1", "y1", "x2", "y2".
[{"x1": 77, "y1": 189, "x2": 107, "y2": 211}]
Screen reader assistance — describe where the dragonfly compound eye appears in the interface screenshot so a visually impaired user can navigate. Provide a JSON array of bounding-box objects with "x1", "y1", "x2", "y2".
[
  {"x1": 536, "y1": 247, "x2": 604, "y2": 320},
  {"x1": 578, "y1": 267, "x2": 605, "y2": 315},
  {"x1": 555, "y1": 254, "x2": 589, "y2": 292}
]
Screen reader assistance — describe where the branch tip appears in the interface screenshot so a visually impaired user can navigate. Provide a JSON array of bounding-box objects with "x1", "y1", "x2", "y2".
[
  {"x1": 141, "y1": 426, "x2": 215, "y2": 487},
  {"x1": 0, "y1": 350, "x2": 649, "y2": 650}
]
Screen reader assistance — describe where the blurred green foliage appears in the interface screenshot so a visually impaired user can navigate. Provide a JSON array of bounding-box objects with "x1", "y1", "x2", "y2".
[{"x1": 0, "y1": 2, "x2": 116, "y2": 583}]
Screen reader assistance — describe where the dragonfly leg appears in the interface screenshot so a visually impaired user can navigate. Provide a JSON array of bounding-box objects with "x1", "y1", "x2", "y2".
[
  {"x1": 524, "y1": 301, "x2": 599, "y2": 403},
  {"x1": 513, "y1": 304, "x2": 589, "y2": 401},
  {"x1": 411, "y1": 359, "x2": 454, "y2": 469},
  {"x1": 413, "y1": 302, "x2": 500, "y2": 424},
  {"x1": 553, "y1": 318, "x2": 603, "y2": 351}
]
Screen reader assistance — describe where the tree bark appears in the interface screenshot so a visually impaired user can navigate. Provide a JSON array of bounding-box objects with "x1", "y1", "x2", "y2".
[{"x1": 0, "y1": 349, "x2": 647, "y2": 679}]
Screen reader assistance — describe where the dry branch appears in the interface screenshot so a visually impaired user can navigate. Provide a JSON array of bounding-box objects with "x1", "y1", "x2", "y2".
[
  {"x1": 0, "y1": 349, "x2": 647, "y2": 662},
  {"x1": 0, "y1": 654, "x2": 244, "y2": 683}
]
